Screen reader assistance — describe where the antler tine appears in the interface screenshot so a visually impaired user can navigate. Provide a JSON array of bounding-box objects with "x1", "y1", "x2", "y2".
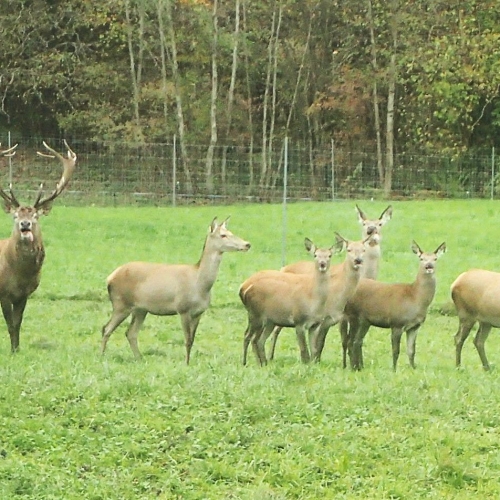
[
  {"x1": 35, "y1": 140, "x2": 77, "y2": 208},
  {"x1": 0, "y1": 143, "x2": 18, "y2": 157},
  {"x1": 0, "y1": 184, "x2": 21, "y2": 209}
]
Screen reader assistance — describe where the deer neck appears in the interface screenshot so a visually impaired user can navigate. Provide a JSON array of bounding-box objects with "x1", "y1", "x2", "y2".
[
  {"x1": 2, "y1": 235, "x2": 45, "y2": 274},
  {"x1": 314, "y1": 267, "x2": 331, "y2": 299},
  {"x1": 412, "y1": 269, "x2": 437, "y2": 309},
  {"x1": 329, "y1": 259, "x2": 362, "y2": 308},
  {"x1": 195, "y1": 239, "x2": 224, "y2": 294},
  {"x1": 361, "y1": 243, "x2": 380, "y2": 280}
]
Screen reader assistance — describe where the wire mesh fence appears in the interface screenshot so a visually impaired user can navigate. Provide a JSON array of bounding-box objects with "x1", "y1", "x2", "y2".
[{"x1": 0, "y1": 137, "x2": 496, "y2": 206}]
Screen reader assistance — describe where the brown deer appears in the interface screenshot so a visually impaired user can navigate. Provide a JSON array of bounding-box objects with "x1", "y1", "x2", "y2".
[
  {"x1": 239, "y1": 237, "x2": 340, "y2": 366},
  {"x1": 268, "y1": 204, "x2": 392, "y2": 362},
  {"x1": 101, "y1": 218, "x2": 250, "y2": 364},
  {"x1": 451, "y1": 269, "x2": 500, "y2": 370},
  {"x1": 345, "y1": 241, "x2": 446, "y2": 371},
  {"x1": 0, "y1": 140, "x2": 77, "y2": 352}
]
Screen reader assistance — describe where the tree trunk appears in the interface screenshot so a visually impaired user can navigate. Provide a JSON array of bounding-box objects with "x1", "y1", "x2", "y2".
[
  {"x1": 271, "y1": 9, "x2": 312, "y2": 189},
  {"x1": 221, "y1": 0, "x2": 241, "y2": 193},
  {"x1": 367, "y1": 0, "x2": 384, "y2": 187},
  {"x1": 241, "y1": 0, "x2": 255, "y2": 195},
  {"x1": 205, "y1": 0, "x2": 219, "y2": 194},
  {"x1": 384, "y1": 3, "x2": 398, "y2": 198},
  {"x1": 124, "y1": 0, "x2": 144, "y2": 142},
  {"x1": 264, "y1": 1, "x2": 282, "y2": 187},
  {"x1": 163, "y1": 0, "x2": 193, "y2": 194}
]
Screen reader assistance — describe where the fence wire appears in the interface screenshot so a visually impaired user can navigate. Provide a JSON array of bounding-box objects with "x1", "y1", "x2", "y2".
[{"x1": 0, "y1": 138, "x2": 495, "y2": 206}]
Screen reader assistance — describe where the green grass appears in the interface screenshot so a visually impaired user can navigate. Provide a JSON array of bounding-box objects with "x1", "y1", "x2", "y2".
[{"x1": 1, "y1": 200, "x2": 500, "y2": 499}]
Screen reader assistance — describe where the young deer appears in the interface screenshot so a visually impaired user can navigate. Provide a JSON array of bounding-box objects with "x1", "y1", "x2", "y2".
[
  {"x1": 345, "y1": 241, "x2": 446, "y2": 371},
  {"x1": 451, "y1": 269, "x2": 500, "y2": 370},
  {"x1": 239, "y1": 237, "x2": 339, "y2": 366},
  {"x1": 101, "y1": 218, "x2": 250, "y2": 364},
  {"x1": 0, "y1": 141, "x2": 77, "y2": 352},
  {"x1": 269, "y1": 204, "x2": 392, "y2": 362}
]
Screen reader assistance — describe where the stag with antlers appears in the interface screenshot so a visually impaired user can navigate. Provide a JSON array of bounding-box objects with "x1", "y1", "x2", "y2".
[{"x1": 0, "y1": 141, "x2": 77, "y2": 352}]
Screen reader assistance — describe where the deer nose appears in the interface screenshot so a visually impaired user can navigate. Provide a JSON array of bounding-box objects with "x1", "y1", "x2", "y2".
[
  {"x1": 354, "y1": 257, "x2": 363, "y2": 266},
  {"x1": 20, "y1": 220, "x2": 31, "y2": 231},
  {"x1": 366, "y1": 226, "x2": 376, "y2": 235}
]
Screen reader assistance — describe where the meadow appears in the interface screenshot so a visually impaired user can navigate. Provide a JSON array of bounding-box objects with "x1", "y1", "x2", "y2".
[{"x1": 1, "y1": 199, "x2": 500, "y2": 499}]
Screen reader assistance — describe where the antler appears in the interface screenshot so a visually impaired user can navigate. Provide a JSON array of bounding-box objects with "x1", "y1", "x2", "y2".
[
  {"x1": 0, "y1": 143, "x2": 20, "y2": 209},
  {"x1": 34, "y1": 140, "x2": 77, "y2": 208},
  {"x1": 0, "y1": 143, "x2": 18, "y2": 157}
]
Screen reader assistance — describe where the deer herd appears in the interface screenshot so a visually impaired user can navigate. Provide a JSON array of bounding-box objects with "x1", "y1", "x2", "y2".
[{"x1": 0, "y1": 143, "x2": 499, "y2": 371}]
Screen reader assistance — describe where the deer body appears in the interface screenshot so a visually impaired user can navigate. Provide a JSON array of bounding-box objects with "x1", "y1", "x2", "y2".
[
  {"x1": 269, "y1": 205, "x2": 392, "y2": 362},
  {"x1": 451, "y1": 269, "x2": 500, "y2": 370},
  {"x1": 240, "y1": 238, "x2": 338, "y2": 365},
  {"x1": 0, "y1": 142, "x2": 76, "y2": 352},
  {"x1": 346, "y1": 241, "x2": 446, "y2": 371},
  {"x1": 101, "y1": 218, "x2": 250, "y2": 364}
]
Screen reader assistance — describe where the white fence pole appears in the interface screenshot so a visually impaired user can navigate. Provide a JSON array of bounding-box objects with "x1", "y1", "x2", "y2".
[
  {"x1": 492, "y1": 146, "x2": 495, "y2": 200},
  {"x1": 172, "y1": 135, "x2": 177, "y2": 207},
  {"x1": 331, "y1": 139, "x2": 335, "y2": 200},
  {"x1": 282, "y1": 137, "x2": 288, "y2": 267}
]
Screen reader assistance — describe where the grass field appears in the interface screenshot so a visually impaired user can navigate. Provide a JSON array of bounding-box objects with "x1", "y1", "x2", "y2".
[{"x1": 1, "y1": 199, "x2": 500, "y2": 499}]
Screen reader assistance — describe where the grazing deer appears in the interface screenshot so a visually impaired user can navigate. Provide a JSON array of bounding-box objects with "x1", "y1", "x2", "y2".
[
  {"x1": 269, "y1": 204, "x2": 392, "y2": 362},
  {"x1": 345, "y1": 241, "x2": 446, "y2": 371},
  {"x1": 101, "y1": 218, "x2": 250, "y2": 364},
  {"x1": 0, "y1": 140, "x2": 77, "y2": 352},
  {"x1": 240, "y1": 237, "x2": 340, "y2": 366},
  {"x1": 451, "y1": 269, "x2": 500, "y2": 370}
]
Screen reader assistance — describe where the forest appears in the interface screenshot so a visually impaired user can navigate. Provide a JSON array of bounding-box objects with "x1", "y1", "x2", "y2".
[{"x1": 0, "y1": 0, "x2": 499, "y2": 196}]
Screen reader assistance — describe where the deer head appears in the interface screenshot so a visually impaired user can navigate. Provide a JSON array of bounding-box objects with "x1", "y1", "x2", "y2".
[{"x1": 0, "y1": 141, "x2": 77, "y2": 245}]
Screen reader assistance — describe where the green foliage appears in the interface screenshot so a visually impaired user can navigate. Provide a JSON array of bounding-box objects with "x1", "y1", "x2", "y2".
[{"x1": 0, "y1": 201, "x2": 500, "y2": 498}]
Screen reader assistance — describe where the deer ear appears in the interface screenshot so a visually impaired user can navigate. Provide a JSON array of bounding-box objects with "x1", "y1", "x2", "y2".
[
  {"x1": 334, "y1": 232, "x2": 347, "y2": 253},
  {"x1": 355, "y1": 204, "x2": 366, "y2": 223},
  {"x1": 2, "y1": 201, "x2": 15, "y2": 214},
  {"x1": 380, "y1": 205, "x2": 393, "y2": 224},
  {"x1": 411, "y1": 240, "x2": 422, "y2": 256},
  {"x1": 304, "y1": 237, "x2": 315, "y2": 254},
  {"x1": 36, "y1": 203, "x2": 54, "y2": 217},
  {"x1": 435, "y1": 242, "x2": 446, "y2": 258},
  {"x1": 209, "y1": 217, "x2": 219, "y2": 233}
]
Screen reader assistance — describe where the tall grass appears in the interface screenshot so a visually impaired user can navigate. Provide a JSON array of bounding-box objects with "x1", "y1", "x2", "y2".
[{"x1": 0, "y1": 200, "x2": 499, "y2": 499}]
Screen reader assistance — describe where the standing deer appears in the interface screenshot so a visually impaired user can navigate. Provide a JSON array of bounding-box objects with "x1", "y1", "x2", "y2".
[
  {"x1": 0, "y1": 140, "x2": 77, "y2": 352},
  {"x1": 239, "y1": 237, "x2": 340, "y2": 366},
  {"x1": 345, "y1": 241, "x2": 446, "y2": 371},
  {"x1": 268, "y1": 204, "x2": 392, "y2": 362},
  {"x1": 101, "y1": 218, "x2": 250, "y2": 364},
  {"x1": 451, "y1": 269, "x2": 500, "y2": 370}
]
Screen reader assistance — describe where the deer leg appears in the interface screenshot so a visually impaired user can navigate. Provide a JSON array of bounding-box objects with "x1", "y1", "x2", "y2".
[
  {"x1": 350, "y1": 321, "x2": 369, "y2": 371},
  {"x1": 405, "y1": 325, "x2": 420, "y2": 369},
  {"x1": 242, "y1": 323, "x2": 252, "y2": 366},
  {"x1": 101, "y1": 307, "x2": 131, "y2": 355},
  {"x1": 294, "y1": 325, "x2": 311, "y2": 363},
  {"x1": 268, "y1": 326, "x2": 282, "y2": 361},
  {"x1": 125, "y1": 310, "x2": 147, "y2": 360},
  {"x1": 180, "y1": 312, "x2": 202, "y2": 365},
  {"x1": 339, "y1": 318, "x2": 349, "y2": 369},
  {"x1": 454, "y1": 318, "x2": 475, "y2": 368},
  {"x1": 473, "y1": 322, "x2": 492, "y2": 371},
  {"x1": 2, "y1": 298, "x2": 27, "y2": 353},
  {"x1": 311, "y1": 317, "x2": 334, "y2": 362},
  {"x1": 391, "y1": 327, "x2": 404, "y2": 371}
]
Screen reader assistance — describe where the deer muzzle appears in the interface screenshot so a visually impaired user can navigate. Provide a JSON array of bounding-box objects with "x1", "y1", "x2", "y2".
[{"x1": 19, "y1": 220, "x2": 34, "y2": 242}]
